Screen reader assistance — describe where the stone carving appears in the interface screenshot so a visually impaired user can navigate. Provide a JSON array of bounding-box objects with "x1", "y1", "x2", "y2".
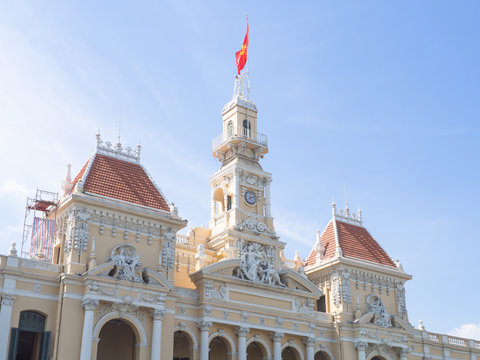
[
  {"x1": 233, "y1": 241, "x2": 285, "y2": 287},
  {"x1": 366, "y1": 294, "x2": 393, "y2": 327},
  {"x1": 95, "y1": 301, "x2": 147, "y2": 326},
  {"x1": 396, "y1": 282, "x2": 408, "y2": 318},
  {"x1": 173, "y1": 287, "x2": 199, "y2": 300},
  {"x1": 107, "y1": 244, "x2": 142, "y2": 283},
  {"x1": 81, "y1": 298, "x2": 99, "y2": 310},
  {"x1": 330, "y1": 271, "x2": 342, "y2": 306},
  {"x1": 342, "y1": 270, "x2": 352, "y2": 305},
  {"x1": 204, "y1": 280, "x2": 226, "y2": 300},
  {"x1": 330, "y1": 270, "x2": 351, "y2": 306},
  {"x1": 21, "y1": 259, "x2": 59, "y2": 272},
  {"x1": 298, "y1": 299, "x2": 315, "y2": 316},
  {"x1": 365, "y1": 343, "x2": 398, "y2": 360},
  {"x1": 161, "y1": 228, "x2": 175, "y2": 272},
  {"x1": 64, "y1": 209, "x2": 90, "y2": 256},
  {"x1": 141, "y1": 292, "x2": 164, "y2": 304},
  {"x1": 1, "y1": 293, "x2": 16, "y2": 306},
  {"x1": 236, "y1": 217, "x2": 274, "y2": 235}
]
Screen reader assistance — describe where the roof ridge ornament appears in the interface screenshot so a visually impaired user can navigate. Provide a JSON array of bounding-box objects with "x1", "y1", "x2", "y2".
[
  {"x1": 332, "y1": 200, "x2": 363, "y2": 226},
  {"x1": 95, "y1": 132, "x2": 141, "y2": 163}
]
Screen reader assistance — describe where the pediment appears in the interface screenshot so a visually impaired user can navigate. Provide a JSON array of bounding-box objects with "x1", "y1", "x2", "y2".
[
  {"x1": 85, "y1": 261, "x2": 171, "y2": 289},
  {"x1": 190, "y1": 259, "x2": 322, "y2": 297}
]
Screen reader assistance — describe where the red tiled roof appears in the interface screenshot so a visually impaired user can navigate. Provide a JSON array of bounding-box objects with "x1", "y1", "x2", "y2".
[
  {"x1": 74, "y1": 153, "x2": 170, "y2": 211},
  {"x1": 70, "y1": 158, "x2": 90, "y2": 193},
  {"x1": 305, "y1": 220, "x2": 396, "y2": 268}
]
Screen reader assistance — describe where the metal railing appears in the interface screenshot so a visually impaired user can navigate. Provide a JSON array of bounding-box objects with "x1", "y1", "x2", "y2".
[{"x1": 212, "y1": 129, "x2": 268, "y2": 150}]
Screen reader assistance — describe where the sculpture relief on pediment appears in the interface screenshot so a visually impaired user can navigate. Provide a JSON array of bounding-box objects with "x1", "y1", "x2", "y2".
[{"x1": 233, "y1": 241, "x2": 285, "y2": 287}]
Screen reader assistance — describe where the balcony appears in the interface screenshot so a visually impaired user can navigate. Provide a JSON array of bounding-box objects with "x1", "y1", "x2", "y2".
[{"x1": 212, "y1": 128, "x2": 268, "y2": 152}]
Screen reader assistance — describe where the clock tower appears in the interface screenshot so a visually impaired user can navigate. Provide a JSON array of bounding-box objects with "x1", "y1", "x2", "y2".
[{"x1": 207, "y1": 73, "x2": 284, "y2": 262}]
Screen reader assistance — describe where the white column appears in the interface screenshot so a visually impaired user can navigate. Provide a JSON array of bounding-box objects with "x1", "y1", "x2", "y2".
[
  {"x1": 80, "y1": 298, "x2": 99, "y2": 360},
  {"x1": 198, "y1": 321, "x2": 212, "y2": 360},
  {"x1": 151, "y1": 310, "x2": 165, "y2": 360},
  {"x1": 0, "y1": 295, "x2": 15, "y2": 359},
  {"x1": 264, "y1": 179, "x2": 271, "y2": 217},
  {"x1": 304, "y1": 337, "x2": 316, "y2": 360},
  {"x1": 354, "y1": 341, "x2": 367, "y2": 360},
  {"x1": 236, "y1": 326, "x2": 249, "y2": 360},
  {"x1": 271, "y1": 332, "x2": 283, "y2": 360}
]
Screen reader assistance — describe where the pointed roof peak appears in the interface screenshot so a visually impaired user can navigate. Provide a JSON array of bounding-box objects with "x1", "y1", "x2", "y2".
[{"x1": 65, "y1": 133, "x2": 171, "y2": 212}]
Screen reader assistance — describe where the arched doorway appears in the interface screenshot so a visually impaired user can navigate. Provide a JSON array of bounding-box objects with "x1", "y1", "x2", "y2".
[
  {"x1": 97, "y1": 319, "x2": 136, "y2": 360},
  {"x1": 371, "y1": 357, "x2": 387, "y2": 360},
  {"x1": 174, "y1": 330, "x2": 193, "y2": 360},
  {"x1": 8, "y1": 310, "x2": 50, "y2": 360},
  {"x1": 282, "y1": 346, "x2": 300, "y2": 360},
  {"x1": 247, "y1": 341, "x2": 267, "y2": 360},
  {"x1": 209, "y1": 336, "x2": 229, "y2": 360},
  {"x1": 315, "y1": 351, "x2": 330, "y2": 360}
]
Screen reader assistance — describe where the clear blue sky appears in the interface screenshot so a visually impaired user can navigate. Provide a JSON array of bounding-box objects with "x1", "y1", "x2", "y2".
[{"x1": 0, "y1": 1, "x2": 479, "y2": 338}]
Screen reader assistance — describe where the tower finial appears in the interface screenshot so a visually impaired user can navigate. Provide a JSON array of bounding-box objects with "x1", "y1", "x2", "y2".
[
  {"x1": 95, "y1": 130, "x2": 102, "y2": 150},
  {"x1": 344, "y1": 184, "x2": 349, "y2": 216}
]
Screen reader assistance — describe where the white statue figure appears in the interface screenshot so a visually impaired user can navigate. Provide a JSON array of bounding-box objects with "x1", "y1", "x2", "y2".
[
  {"x1": 108, "y1": 244, "x2": 142, "y2": 282},
  {"x1": 366, "y1": 294, "x2": 392, "y2": 327},
  {"x1": 235, "y1": 241, "x2": 285, "y2": 287}
]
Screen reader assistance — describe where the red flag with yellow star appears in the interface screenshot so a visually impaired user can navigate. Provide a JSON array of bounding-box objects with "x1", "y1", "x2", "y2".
[{"x1": 235, "y1": 19, "x2": 249, "y2": 74}]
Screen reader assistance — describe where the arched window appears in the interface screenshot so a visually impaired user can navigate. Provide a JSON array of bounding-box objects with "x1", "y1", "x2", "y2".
[
  {"x1": 214, "y1": 188, "x2": 225, "y2": 215},
  {"x1": 242, "y1": 119, "x2": 251, "y2": 138},
  {"x1": 227, "y1": 121, "x2": 233, "y2": 138},
  {"x1": 8, "y1": 311, "x2": 50, "y2": 360}
]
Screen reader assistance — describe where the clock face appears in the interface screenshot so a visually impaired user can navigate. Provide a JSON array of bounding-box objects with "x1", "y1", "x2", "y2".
[{"x1": 244, "y1": 190, "x2": 257, "y2": 205}]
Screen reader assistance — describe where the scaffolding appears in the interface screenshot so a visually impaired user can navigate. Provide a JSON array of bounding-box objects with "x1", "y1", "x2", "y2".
[{"x1": 21, "y1": 189, "x2": 58, "y2": 260}]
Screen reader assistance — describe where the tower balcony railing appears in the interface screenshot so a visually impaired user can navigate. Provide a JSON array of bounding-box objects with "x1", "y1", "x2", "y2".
[{"x1": 212, "y1": 129, "x2": 268, "y2": 151}]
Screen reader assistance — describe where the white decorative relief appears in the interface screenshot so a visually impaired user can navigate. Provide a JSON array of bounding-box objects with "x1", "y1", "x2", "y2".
[
  {"x1": 173, "y1": 287, "x2": 199, "y2": 300},
  {"x1": 204, "y1": 280, "x2": 226, "y2": 300},
  {"x1": 65, "y1": 209, "x2": 90, "y2": 255},
  {"x1": 236, "y1": 215, "x2": 274, "y2": 235},
  {"x1": 330, "y1": 270, "x2": 351, "y2": 306},
  {"x1": 95, "y1": 301, "x2": 147, "y2": 326},
  {"x1": 161, "y1": 228, "x2": 175, "y2": 272},
  {"x1": 233, "y1": 241, "x2": 285, "y2": 287},
  {"x1": 107, "y1": 244, "x2": 143, "y2": 283},
  {"x1": 21, "y1": 259, "x2": 60, "y2": 272},
  {"x1": 342, "y1": 270, "x2": 352, "y2": 305},
  {"x1": 366, "y1": 294, "x2": 393, "y2": 327},
  {"x1": 396, "y1": 282, "x2": 408, "y2": 318}
]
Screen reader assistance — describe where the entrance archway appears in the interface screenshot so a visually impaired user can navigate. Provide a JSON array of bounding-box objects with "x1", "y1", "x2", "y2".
[
  {"x1": 247, "y1": 341, "x2": 268, "y2": 360},
  {"x1": 97, "y1": 319, "x2": 136, "y2": 360},
  {"x1": 282, "y1": 346, "x2": 301, "y2": 360},
  {"x1": 209, "y1": 336, "x2": 229, "y2": 360},
  {"x1": 174, "y1": 330, "x2": 194, "y2": 360}
]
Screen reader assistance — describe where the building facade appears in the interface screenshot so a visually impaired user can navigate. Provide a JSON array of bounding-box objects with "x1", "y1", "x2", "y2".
[{"x1": 0, "y1": 74, "x2": 479, "y2": 360}]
